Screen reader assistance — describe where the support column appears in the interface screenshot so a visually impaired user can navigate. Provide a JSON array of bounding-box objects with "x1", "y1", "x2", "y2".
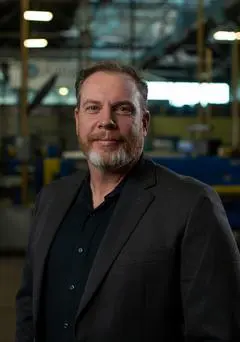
[
  {"x1": 129, "y1": 0, "x2": 136, "y2": 65},
  {"x1": 231, "y1": 39, "x2": 239, "y2": 149},
  {"x1": 205, "y1": 47, "x2": 213, "y2": 137},
  {"x1": 20, "y1": 0, "x2": 29, "y2": 204},
  {"x1": 78, "y1": 0, "x2": 92, "y2": 70},
  {"x1": 196, "y1": 0, "x2": 205, "y2": 127}
]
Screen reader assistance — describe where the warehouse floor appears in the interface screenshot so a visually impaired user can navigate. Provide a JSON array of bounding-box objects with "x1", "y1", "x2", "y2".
[{"x1": 0, "y1": 256, "x2": 24, "y2": 342}]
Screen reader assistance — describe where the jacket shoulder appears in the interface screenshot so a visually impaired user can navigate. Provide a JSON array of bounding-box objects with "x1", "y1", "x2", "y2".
[
  {"x1": 35, "y1": 171, "x2": 85, "y2": 210},
  {"x1": 43, "y1": 170, "x2": 85, "y2": 193}
]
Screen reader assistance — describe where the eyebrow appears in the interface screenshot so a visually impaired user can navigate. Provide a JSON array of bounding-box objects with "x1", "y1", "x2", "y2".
[
  {"x1": 81, "y1": 99, "x2": 135, "y2": 108},
  {"x1": 111, "y1": 101, "x2": 134, "y2": 107},
  {"x1": 81, "y1": 99, "x2": 101, "y2": 107}
]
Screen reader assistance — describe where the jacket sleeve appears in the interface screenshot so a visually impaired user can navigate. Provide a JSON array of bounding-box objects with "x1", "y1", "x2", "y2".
[
  {"x1": 15, "y1": 194, "x2": 41, "y2": 342},
  {"x1": 181, "y1": 187, "x2": 240, "y2": 341}
]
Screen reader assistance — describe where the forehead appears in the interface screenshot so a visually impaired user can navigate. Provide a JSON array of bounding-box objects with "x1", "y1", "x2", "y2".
[{"x1": 80, "y1": 71, "x2": 140, "y2": 102}]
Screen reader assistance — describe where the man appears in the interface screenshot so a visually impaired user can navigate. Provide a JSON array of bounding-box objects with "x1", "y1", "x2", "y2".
[{"x1": 16, "y1": 61, "x2": 240, "y2": 342}]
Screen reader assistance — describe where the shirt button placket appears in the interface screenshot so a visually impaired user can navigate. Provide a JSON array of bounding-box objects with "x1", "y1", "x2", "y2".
[
  {"x1": 63, "y1": 322, "x2": 69, "y2": 329},
  {"x1": 69, "y1": 284, "x2": 75, "y2": 291}
]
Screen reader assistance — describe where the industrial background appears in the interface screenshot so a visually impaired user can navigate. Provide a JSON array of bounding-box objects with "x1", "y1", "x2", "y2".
[{"x1": 0, "y1": 0, "x2": 240, "y2": 341}]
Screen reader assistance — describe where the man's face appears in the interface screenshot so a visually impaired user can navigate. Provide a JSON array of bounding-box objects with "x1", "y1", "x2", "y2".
[{"x1": 74, "y1": 71, "x2": 149, "y2": 170}]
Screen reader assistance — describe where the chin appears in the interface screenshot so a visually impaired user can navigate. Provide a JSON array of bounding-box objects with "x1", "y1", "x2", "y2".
[{"x1": 88, "y1": 149, "x2": 133, "y2": 170}]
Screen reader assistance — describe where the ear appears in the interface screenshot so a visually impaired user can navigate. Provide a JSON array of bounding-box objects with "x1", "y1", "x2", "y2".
[
  {"x1": 142, "y1": 110, "x2": 150, "y2": 137},
  {"x1": 74, "y1": 107, "x2": 79, "y2": 136}
]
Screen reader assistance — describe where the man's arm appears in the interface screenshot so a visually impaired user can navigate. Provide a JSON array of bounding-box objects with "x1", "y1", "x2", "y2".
[{"x1": 181, "y1": 187, "x2": 240, "y2": 341}]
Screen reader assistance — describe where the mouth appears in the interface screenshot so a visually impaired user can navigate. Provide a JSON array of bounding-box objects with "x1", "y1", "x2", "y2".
[
  {"x1": 92, "y1": 137, "x2": 123, "y2": 142},
  {"x1": 93, "y1": 139, "x2": 123, "y2": 148},
  {"x1": 98, "y1": 139, "x2": 119, "y2": 142},
  {"x1": 97, "y1": 139, "x2": 120, "y2": 144}
]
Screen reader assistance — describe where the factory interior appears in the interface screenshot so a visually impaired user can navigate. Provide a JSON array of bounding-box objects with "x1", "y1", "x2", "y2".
[{"x1": 1, "y1": 0, "x2": 240, "y2": 341}]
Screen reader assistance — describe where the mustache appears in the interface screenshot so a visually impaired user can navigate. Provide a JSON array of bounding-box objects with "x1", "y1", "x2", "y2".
[{"x1": 89, "y1": 132, "x2": 125, "y2": 141}]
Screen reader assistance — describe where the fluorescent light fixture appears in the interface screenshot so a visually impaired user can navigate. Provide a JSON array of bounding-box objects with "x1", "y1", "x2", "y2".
[
  {"x1": 59, "y1": 87, "x2": 69, "y2": 96},
  {"x1": 24, "y1": 10, "x2": 53, "y2": 22},
  {"x1": 147, "y1": 82, "x2": 229, "y2": 106},
  {"x1": 24, "y1": 38, "x2": 48, "y2": 48},
  {"x1": 213, "y1": 31, "x2": 240, "y2": 41}
]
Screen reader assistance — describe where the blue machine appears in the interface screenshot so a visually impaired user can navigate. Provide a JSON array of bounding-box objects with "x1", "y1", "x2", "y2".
[{"x1": 151, "y1": 156, "x2": 240, "y2": 185}]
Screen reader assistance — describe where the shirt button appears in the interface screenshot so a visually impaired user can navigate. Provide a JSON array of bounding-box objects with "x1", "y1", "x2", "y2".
[
  {"x1": 69, "y1": 284, "x2": 75, "y2": 291},
  {"x1": 63, "y1": 322, "x2": 69, "y2": 329},
  {"x1": 78, "y1": 247, "x2": 84, "y2": 254}
]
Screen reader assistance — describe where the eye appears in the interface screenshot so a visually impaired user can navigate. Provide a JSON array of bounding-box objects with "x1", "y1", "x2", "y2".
[
  {"x1": 114, "y1": 104, "x2": 134, "y2": 116},
  {"x1": 85, "y1": 105, "x2": 100, "y2": 114}
]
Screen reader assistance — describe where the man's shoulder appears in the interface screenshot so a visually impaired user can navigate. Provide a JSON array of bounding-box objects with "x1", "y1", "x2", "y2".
[{"x1": 37, "y1": 170, "x2": 85, "y2": 200}]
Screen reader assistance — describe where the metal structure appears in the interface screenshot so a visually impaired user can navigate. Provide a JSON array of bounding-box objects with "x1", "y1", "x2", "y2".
[{"x1": 0, "y1": 1, "x2": 239, "y2": 82}]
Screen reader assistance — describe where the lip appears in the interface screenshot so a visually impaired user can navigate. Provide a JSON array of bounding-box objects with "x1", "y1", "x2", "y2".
[
  {"x1": 98, "y1": 140, "x2": 119, "y2": 143},
  {"x1": 95, "y1": 140, "x2": 121, "y2": 146},
  {"x1": 99, "y1": 139, "x2": 119, "y2": 142}
]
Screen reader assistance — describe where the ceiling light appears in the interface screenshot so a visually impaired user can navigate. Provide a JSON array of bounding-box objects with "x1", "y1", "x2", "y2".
[
  {"x1": 24, "y1": 39, "x2": 48, "y2": 48},
  {"x1": 213, "y1": 31, "x2": 240, "y2": 41},
  {"x1": 24, "y1": 10, "x2": 53, "y2": 22},
  {"x1": 59, "y1": 87, "x2": 69, "y2": 96}
]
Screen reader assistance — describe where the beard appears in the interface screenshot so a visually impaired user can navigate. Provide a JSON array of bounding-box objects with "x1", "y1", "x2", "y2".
[
  {"x1": 88, "y1": 146, "x2": 133, "y2": 170},
  {"x1": 78, "y1": 126, "x2": 144, "y2": 171}
]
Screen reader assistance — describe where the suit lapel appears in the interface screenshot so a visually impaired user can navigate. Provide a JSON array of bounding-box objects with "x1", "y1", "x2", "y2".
[
  {"x1": 76, "y1": 157, "x2": 156, "y2": 319},
  {"x1": 33, "y1": 171, "x2": 85, "y2": 320}
]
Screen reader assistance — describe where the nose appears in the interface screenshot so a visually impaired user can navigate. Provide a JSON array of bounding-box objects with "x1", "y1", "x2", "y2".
[
  {"x1": 99, "y1": 104, "x2": 113, "y2": 122},
  {"x1": 98, "y1": 105, "x2": 117, "y2": 129},
  {"x1": 99, "y1": 119, "x2": 117, "y2": 130}
]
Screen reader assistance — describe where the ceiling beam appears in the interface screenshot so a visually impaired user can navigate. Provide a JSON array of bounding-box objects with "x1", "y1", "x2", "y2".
[
  {"x1": 0, "y1": 0, "x2": 171, "y2": 7},
  {"x1": 0, "y1": 47, "x2": 145, "y2": 59},
  {"x1": 136, "y1": 0, "x2": 227, "y2": 70}
]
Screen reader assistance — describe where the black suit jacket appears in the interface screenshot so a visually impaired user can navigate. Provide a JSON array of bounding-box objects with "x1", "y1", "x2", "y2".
[{"x1": 16, "y1": 157, "x2": 240, "y2": 341}]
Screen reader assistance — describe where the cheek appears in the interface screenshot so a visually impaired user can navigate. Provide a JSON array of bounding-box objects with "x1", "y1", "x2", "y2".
[
  {"x1": 77, "y1": 119, "x2": 92, "y2": 136},
  {"x1": 131, "y1": 119, "x2": 142, "y2": 136},
  {"x1": 119, "y1": 118, "x2": 139, "y2": 134},
  {"x1": 119, "y1": 126, "x2": 134, "y2": 138}
]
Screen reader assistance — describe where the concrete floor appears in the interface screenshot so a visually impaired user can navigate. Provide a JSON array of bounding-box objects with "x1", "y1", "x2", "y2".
[{"x1": 0, "y1": 256, "x2": 24, "y2": 342}]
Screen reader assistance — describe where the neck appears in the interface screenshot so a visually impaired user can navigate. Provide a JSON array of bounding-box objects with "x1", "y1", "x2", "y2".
[{"x1": 87, "y1": 160, "x2": 136, "y2": 207}]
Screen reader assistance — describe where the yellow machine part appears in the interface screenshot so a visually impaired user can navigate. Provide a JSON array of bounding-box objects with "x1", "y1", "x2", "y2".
[
  {"x1": 213, "y1": 185, "x2": 240, "y2": 195},
  {"x1": 43, "y1": 158, "x2": 60, "y2": 185}
]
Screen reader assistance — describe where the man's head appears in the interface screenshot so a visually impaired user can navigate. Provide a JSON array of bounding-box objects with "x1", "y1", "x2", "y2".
[{"x1": 74, "y1": 61, "x2": 150, "y2": 171}]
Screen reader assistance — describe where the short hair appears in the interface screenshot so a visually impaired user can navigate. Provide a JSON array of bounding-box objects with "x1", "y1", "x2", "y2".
[{"x1": 75, "y1": 61, "x2": 148, "y2": 109}]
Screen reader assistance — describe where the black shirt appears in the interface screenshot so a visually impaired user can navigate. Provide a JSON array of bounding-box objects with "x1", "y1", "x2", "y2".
[{"x1": 39, "y1": 175, "x2": 124, "y2": 342}]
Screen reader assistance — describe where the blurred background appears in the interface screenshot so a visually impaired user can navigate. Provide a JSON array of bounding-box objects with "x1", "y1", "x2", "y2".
[{"x1": 1, "y1": 0, "x2": 240, "y2": 341}]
